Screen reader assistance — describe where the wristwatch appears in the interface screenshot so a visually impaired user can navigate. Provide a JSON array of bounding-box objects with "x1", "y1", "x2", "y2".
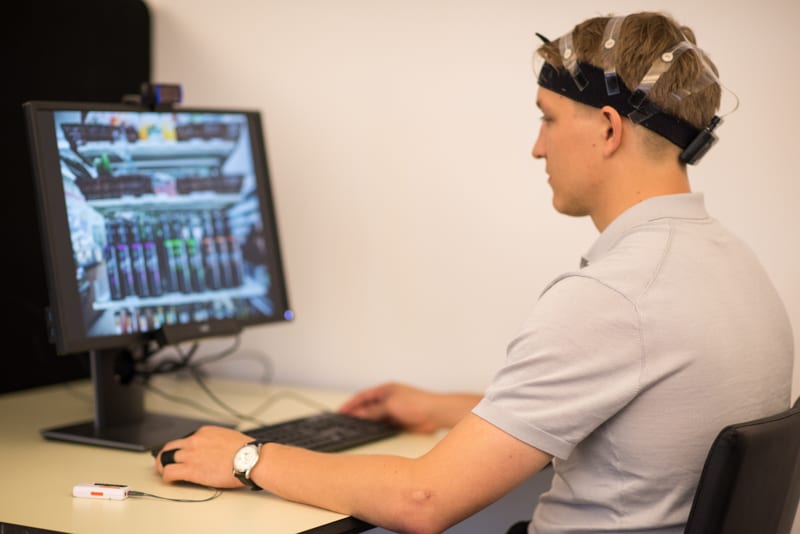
[{"x1": 232, "y1": 440, "x2": 263, "y2": 491}]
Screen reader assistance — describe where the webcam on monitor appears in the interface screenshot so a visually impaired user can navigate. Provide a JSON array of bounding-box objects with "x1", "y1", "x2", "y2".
[{"x1": 122, "y1": 82, "x2": 183, "y2": 110}]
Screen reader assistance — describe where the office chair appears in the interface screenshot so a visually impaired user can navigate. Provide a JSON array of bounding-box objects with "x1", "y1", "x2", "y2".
[{"x1": 683, "y1": 398, "x2": 800, "y2": 534}]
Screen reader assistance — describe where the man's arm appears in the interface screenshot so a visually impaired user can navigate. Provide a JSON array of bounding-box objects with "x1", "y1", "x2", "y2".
[{"x1": 157, "y1": 413, "x2": 552, "y2": 534}]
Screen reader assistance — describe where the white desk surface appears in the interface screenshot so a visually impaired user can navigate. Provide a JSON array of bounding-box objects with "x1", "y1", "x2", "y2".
[{"x1": 0, "y1": 376, "x2": 442, "y2": 534}]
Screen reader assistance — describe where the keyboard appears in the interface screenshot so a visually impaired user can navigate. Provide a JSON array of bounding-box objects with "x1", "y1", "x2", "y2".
[{"x1": 243, "y1": 412, "x2": 399, "y2": 452}]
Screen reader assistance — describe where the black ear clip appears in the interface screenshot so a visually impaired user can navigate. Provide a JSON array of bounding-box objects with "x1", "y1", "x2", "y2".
[
  {"x1": 535, "y1": 32, "x2": 551, "y2": 44},
  {"x1": 679, "y1": 115, "x2": 722, "y2": 165}
]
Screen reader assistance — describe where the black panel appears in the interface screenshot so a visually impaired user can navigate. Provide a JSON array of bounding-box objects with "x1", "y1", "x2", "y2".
[{"x1": 2, "y1": 0, "x2": 151, "y2": 393}]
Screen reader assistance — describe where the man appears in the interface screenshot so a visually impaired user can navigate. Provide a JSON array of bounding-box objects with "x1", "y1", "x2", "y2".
[{"x1": 155, "y1": 12, "x2": 793, "y2": 533}]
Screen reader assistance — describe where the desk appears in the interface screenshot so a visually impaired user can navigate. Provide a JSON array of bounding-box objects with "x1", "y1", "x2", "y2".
[{"x1": 0, "y1": 376, "x2": 442, "y2": 534}]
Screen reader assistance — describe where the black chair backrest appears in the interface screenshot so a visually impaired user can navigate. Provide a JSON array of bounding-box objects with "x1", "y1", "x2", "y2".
[{"x1": 684, "y1": 400, "x2": 800, "y2": 534}]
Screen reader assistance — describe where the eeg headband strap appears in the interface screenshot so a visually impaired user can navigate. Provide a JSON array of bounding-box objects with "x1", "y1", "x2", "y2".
[{"x1": 537, "y1": 61, "x2": 701, "y2": 150}]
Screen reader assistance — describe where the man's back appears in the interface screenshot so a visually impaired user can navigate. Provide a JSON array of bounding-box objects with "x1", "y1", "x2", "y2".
[{"x1": 478, "y1": 193, "x2": 794, "y2": 533}]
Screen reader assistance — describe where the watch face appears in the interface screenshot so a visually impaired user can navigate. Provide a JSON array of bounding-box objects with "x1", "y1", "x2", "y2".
[{"x1": 234, "y1": 444, "x2": 259, "y2": 471}]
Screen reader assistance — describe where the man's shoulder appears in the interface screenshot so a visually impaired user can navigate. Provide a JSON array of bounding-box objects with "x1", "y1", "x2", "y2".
[{"x1": 547, "y1": 225, "x2": 673, "y2": 302}]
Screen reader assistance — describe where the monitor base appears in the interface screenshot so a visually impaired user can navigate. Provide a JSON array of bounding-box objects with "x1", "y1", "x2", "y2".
[{"x1": 41, "y1": 412, "x2": 231, "y2": 452}]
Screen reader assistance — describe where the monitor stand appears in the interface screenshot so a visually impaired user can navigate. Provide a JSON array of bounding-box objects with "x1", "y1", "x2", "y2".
[{"x1": 41, "y1": 348, "x2": 231, "y2": 452}]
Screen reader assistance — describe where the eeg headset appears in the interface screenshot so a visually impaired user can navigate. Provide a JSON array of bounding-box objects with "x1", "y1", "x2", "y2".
[{"x1": 535, "y1": 16, "x2": 737, "y2": 165}]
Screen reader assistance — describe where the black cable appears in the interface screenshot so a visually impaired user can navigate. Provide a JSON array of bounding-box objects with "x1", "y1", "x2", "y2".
[
  {"x1": 187, "y1": 335, "x2": 241, "y2": 368},
  {"x1": 188, "y1": 366, "x2": 268, "y2": 426},
  {"x1": 139, "y1": 341, "x2": 200, "y2": 378},
  {"x1": 143, "y1": 381, "x2": 237, "y2": 423},
  {"x1": 128, "y1": 488, "x2": 222, "y2": 503},
  {"x1": 145, "y1": 369, "x2": 332, "y2": 428},
  {"x1": 246, "y1": 389, "x2": 332, "y2": 418},
  {"x1": 137, "y1": 335, "x2": 333, "y2": 427},
  {"x1": 135, "y1": 333, "x2": 240, "y2": 381}
]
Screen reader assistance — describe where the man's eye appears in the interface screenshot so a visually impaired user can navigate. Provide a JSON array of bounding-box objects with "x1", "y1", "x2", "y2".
[{"x1": 540, "y1": 115, "x2": 554, "y2": 123}]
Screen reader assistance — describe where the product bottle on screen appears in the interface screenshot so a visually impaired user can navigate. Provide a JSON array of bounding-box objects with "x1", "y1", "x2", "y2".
[
  {"x1": 213, "y1": 210, "x2": 234, "y2": 288},
  {"x1": 169, "y1": 214, "x2": 193, "y2": 294},
  {"x1": 223, "y1": 215, "x2": 245, "y2": 287},
  {"x1": 128, "y1": 219, "x2": 150, "y2": 298},
  {"x1": 202, "y1": 211, "x2": 222, "y2": 290},
  {"x1": 141, "y1": 216, "x2": 163, "y2": 297},
  {"x1": 103, "y1": 220, "x2": 123, "y2": 301},
  {"x1": 115, "y1": 220, "x2": 136, "y2": 298},
  {"x1": 160, "y1": 214, "x2": 180, "y2": 293},
  {"x1": 185, "y1": 212, "x2": 207, "y2": 293}
]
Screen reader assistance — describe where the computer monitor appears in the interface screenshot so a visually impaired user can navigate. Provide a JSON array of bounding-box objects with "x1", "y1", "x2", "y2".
[{"x1": 23, "y1": 100, "x2": 293, "y2": 451}]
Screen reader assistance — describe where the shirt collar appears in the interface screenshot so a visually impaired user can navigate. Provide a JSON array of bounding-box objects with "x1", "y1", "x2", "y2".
[{"x1": 580, "y1": 192, "x2": 709, "y2": 267}]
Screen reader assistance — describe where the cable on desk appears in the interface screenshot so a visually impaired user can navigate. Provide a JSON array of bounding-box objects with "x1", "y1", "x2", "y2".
[
  {"x1": 185, "y1": 336, "x2": 241, "y2": 368},
  {"x1": 143, "y1": 380, "x2": 237, "y2": 423},
  {"x1": 128, "y1": 488, "x2": 223, "y2": 503},
  {"x1": 185, "y1": 369, "x2": 334, "y2": 426},
  {"x1": 245, "y1": 389, "x2": 332, "y2": 419},
  {"x1": 145, "y1": 374, "x2": 337, "y2": 431},
  {"x1": 137, "y1": 336, "x2": 338, "y2": 428}
]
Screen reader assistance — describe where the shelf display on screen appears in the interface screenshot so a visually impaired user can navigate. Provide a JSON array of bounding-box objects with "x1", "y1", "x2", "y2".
[{"x1": 26, "y1": 102, "x2": 292, "y2": 354}]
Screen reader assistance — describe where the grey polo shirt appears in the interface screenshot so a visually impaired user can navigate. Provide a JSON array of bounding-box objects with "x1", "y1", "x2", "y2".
[{"x1": 473, "y1": 193, "x2": 793, "y2": 533}]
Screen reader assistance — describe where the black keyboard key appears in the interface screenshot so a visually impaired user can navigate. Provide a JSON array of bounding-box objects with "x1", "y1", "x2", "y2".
[{"x1": 243, "y1": 412, "x2": 399, "y2": 452}]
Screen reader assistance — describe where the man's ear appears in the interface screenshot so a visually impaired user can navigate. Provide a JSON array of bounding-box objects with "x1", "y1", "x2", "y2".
[{"x1": 600, "y1": 105, "x2": 623, "y2": 157}]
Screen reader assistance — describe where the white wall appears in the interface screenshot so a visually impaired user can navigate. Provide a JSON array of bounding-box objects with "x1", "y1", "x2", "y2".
[{"x1": 144, "y1": 0, "x2": 800, "y2": 400}]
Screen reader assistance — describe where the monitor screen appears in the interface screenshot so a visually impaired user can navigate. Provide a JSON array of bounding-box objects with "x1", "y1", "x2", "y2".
[
  {"x1": 24, "y1": 100, "x2": 293, "y2": 450},
  {"x1": 25, "y1": 101, "x2": 292, "y2": 354}
]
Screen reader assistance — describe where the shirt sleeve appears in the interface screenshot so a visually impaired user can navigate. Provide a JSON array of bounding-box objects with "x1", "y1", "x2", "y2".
[{"x1": 473, "y1": 273, "x2": 644, "y2": 460}]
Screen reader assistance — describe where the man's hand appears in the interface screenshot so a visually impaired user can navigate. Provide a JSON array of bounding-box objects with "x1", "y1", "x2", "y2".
[
  {"x1": 154, "y1": 425, "x2": 252, "y2": 488},
  {"x1": 339, "y1": 382, "x2": 481, "y2": 432}
]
